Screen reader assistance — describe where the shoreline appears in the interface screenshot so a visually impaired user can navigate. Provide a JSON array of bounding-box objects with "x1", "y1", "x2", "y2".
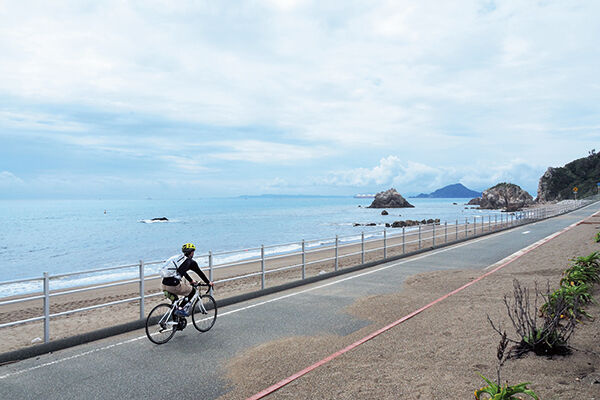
[
  {"x1": 1, "y1": 214, "x2": 516, "y2": 298},
  {"x1": 1, "y1": 196, "x2": 543, "y2": 297}
]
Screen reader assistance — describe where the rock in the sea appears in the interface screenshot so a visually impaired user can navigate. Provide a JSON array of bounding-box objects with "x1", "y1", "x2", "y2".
[
  {"x1": 479, "y1": 183, "x2": 533, "y2": 211},
  {"x1": 391, "y1": 219, "x2": 421, "y2": 228},
  {"x1": 151, "y1": 217, "x2": 169, "y2": 221},
  {"x1": 368, "y1": 188, "x2": 414, "y2": 208},
  {"x1": 381, "y1": 210, "x2": 389, "y2": 215},
  {"x1": 467, "y1": 197, "x2": 481, "y2": 206}
]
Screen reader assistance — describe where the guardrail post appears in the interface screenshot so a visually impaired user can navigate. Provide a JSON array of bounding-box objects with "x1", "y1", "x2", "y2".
[
  {"x1": 139, "y1": 260, "x2": 145, "y2": 319},
  {"x1": 261, "y1": 245, "x2": 265, "y2": 290},
  {"x1": 301, "y1": 240, "x2": 306, "y2": 280},
  {"x1": 444, "y1": 221, "x2": 448, "y2": 243},
  {"x1": 455, "y1": 219, "x2": 458, "y2": 240},
  {"x1": 209, "y1": 251, "x2": 213, "y2": 295},
  {"x1": 383, "y1": 229, "x2": 387, "y2": 259},
  {"x1": 488, "y1": 215, "x2": 491, "y2": 231},
  {"x1": 432, "y1": 223, "x2": 436, "y2": 247},
  {"x1": 402, "y1": 227, "x2": 406, "y2": 254},
  {"x1": 43, "y1": 272, "x2": 50, "y2": 343},
  {"x1": 465, "y1": 218, "x2": 468, "y2": 238},
  {"x1": 473, "y1": 216, "x2": 477, "y2": 235},
  {"x1": 361, "y1": 232, "x2": 365, "y2": 264},
  {"x1": 335, "y1": 235, "x2": 339, "y2": 271},
  {"x1": 418, "y1": 225, "x2": 422, "y2": 249}
]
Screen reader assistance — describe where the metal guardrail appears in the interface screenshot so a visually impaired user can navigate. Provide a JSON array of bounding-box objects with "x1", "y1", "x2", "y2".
[{"x1": 0, "y1": 199, "x2": 594, "y2": 344}]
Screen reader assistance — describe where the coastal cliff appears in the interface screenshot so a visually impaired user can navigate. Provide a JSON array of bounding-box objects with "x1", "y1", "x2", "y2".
[{"x1": 536, "y1": 151, "x2": 600, "y2": 202}]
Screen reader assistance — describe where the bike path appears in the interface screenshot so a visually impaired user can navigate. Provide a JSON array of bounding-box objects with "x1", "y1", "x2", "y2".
[{"x1": 1, "y1": 202, "x2": 598, "y2": 400}]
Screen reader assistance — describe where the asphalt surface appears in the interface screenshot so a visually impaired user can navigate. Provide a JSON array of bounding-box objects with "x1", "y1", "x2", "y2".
[{"x1": 1, "y1": 202, "x2": 599, "y2": 400}]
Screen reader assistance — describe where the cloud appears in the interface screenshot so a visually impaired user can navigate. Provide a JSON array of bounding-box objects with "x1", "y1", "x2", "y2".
[
  {"x1": 2, "y1": 1, "x2": 597, "y2": 143},
  {"x1": 320, "y1": 156, "x2": 444, "y2": 188},
  {"x1": 0, "y1": 1, "x2": 598, "y2": 198},
  {"x1": 159, "y1": 155, "x2": 210, "y2": 173},
  {"x1": 0, "y1": 110, "x2": 87, "y2": 132},
  {"x1": 0, "y1": 171, "x2": 23, "y2": 185},
  {"x1": 209, "y1": 140, "x2": 332, "y2": 164},
  {"x1": 319, "y1": 156, "x2": 544, "y2": 195}
]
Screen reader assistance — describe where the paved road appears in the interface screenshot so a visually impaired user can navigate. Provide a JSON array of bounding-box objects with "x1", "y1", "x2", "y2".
[{"x1": 1, "y1": 202, "x2": 599, "y2": 400}]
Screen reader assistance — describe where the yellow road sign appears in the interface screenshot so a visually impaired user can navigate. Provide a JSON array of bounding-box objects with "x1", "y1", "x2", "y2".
[{"x1": 573, "y1": 187, "x2": 578, "y2": 192}]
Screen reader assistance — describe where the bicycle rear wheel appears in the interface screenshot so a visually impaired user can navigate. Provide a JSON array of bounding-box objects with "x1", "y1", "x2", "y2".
[
  {"x1": 146, "y1": 303, "x2": 177, "y2": 344},
  {"x1": 191, "y1": 295, "x2": 217, "y2": 332}
]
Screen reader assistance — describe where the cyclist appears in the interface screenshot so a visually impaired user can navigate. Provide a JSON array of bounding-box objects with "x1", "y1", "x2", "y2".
[{"x1": 161, "y1": 243, "x2": 213, "y2": 317}]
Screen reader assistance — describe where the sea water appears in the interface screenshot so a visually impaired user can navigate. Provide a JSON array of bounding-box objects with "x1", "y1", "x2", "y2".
[{"x1": 0, "y1": 197, "x2": 500, "y2": 296}]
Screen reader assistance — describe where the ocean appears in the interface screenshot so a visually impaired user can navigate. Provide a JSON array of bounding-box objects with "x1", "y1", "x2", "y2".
[{"x1": 0, "y1": 196, "x2": 501, "y2": 296}]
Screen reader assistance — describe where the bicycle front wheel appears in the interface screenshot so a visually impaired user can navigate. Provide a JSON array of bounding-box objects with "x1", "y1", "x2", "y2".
[
  {"x1": 146, "y1": 303, "x2": 177, "y2": 344},
  {"x1": 192, "y1": 295, "x2": 217, "y2": 332}
]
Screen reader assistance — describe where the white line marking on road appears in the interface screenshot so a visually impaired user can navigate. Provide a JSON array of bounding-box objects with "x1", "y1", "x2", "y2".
[
  {"x1": 1, "y1": 211, "x2": 592, "y2": 380},
  {"x1": 0, "y1": 336, "x2": 145, "y2": 379}
]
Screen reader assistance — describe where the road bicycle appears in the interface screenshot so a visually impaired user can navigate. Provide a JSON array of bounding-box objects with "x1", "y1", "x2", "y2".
[{"x1": 145, "y1": 283, "x2": 217, "y2": 344}]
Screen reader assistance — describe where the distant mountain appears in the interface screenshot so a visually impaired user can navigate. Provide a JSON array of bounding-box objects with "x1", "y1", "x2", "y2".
[
  {"x1": 536, "y1": 151, "x2": 600, "y2": 201},
  {"x1": 238, "y1": 194, "x2": 345, "y2": 199},
  {"x1": 412, "y1": 183, "x2": 481, "y2": 198}
]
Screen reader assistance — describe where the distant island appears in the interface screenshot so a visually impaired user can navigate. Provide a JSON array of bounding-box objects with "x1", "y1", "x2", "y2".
[
  {"x1": 238, "y1": 194, "x2": 345, "y2": 199},
  {"x1": 411, "y1": 183, "x2": 481, "y2": 198}
]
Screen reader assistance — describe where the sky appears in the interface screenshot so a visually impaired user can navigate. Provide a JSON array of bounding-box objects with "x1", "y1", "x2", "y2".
[{"x1": 1, "y1": 0, "x2": 599, "y2": 199}]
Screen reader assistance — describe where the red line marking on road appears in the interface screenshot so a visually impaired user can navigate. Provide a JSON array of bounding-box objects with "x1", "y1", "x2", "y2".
[{"x1": 246, "y1": 216, "x2": 588, "y2": 400}]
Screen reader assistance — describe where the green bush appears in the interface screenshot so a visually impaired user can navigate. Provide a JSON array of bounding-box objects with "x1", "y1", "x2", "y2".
[
  {"x1": 571, "y1": 251, "x2": 600, "y2": 273},
  {"x1": 490, "y1": 280, "x2": 576, "y2": 357},
  {"x1": 474, "y1": 374, "x2": 538, "y2": 400},
  {"x1": 560, "y1": 262, "x2": 599, "y2": 287},
  {"x1": 540, "y1": 282, "x2": 593, "y2": 320},
  {"x1": 475, "y1": 333, "x2": 539, "y2": 399}
]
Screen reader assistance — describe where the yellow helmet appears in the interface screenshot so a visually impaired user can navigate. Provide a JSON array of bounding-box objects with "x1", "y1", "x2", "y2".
[{"x1": 182, "y1": 243, "x2": 196, "y2": 254}]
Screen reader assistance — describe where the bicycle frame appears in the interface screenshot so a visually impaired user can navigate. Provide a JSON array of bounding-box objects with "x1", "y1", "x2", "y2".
[
  {"x1": 164, "y1": 284, "x2": 211, "y2": 321},
  {"x1": 146, "y1": 283, "x2": 216, "y2": 344}
]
